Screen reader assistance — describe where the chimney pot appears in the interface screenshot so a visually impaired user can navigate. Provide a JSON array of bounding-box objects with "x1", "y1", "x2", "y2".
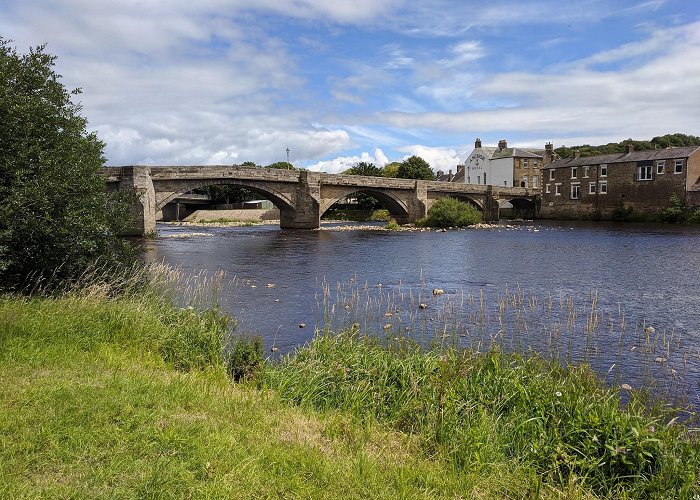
[
  {"x1": 574, "y1": 149, "x2": 580, "y2": 159},
  {"x1": 475, "y1": 138, "x2": 482, "y2": 148}
]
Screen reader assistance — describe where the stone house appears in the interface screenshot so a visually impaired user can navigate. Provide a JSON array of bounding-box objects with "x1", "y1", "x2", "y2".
[{"x1": 539, "y1": 144, "x2": 700, "y2": 218}]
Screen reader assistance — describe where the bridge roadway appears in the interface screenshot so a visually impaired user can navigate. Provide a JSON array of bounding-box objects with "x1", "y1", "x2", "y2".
[{"x1": 102, "y1": 165, "x2": 537, "y2": 235}]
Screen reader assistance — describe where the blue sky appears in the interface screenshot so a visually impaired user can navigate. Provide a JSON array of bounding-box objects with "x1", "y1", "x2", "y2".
[{"x1": 2, "y1": 0, "x2": 699, "y2": 173}]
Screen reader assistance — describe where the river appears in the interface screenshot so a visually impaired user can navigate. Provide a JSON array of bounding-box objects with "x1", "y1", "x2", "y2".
[{"x1": 145, "y1": 219, "x2": 700, "y2": 408}]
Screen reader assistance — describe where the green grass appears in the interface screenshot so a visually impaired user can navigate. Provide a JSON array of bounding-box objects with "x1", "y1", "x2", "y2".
[
  {"x1": 2, "y1": 275, "x2": 698, "y2": 498},
  {"x1": 0, "y1": 292, "x2": 529, "y2": 498},
  {"x1": 270, "y1": 332, "x2": 700, "y2": 498}
]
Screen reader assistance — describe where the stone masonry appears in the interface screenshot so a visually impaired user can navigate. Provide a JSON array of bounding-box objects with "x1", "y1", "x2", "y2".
[{"x1": 102, "y1": 166, "x2": 536, "y2": 235}]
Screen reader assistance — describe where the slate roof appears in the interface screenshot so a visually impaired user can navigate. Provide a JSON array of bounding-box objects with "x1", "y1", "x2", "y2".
[
  {"x1": 488, "y1": 147, "x2": 544, "y2": 160},
  {"x1": 545, "y1": 146, "x2": 700, "y2": 169}
]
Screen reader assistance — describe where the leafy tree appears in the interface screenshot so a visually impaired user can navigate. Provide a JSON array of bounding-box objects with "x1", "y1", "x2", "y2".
[
  {"x1": 343, "y1": 161, "x2": 382, "y2": 177},
  {"x1": 0, "y1": 39, "x2": 131, "y2": 291},
  {"x1": 417, "y1": 197, "x2": 482, "y2": 227},
  {"x1": 240, "y1": 161, "x2": 258, "y2": 168},
  {"x1": 266, "y1": 161, "x2": 295, "y2": 170},
  {"x1": 555, "y1": 134, "x2": 700, "y2": 158},
  {"x1": 397, "y1": 156, "x2": 435, "y2": 180},
  {"x1": 197, "y1": 185, "x2": 258, "y2": 205},
  {"x1": 382, "y1": 162, "x2": 401, "y2": 178}
]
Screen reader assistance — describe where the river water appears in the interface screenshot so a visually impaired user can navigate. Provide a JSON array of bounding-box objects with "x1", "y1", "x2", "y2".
[{"x1": 145, "y1": 220, "x2": 700, "y2": 408}]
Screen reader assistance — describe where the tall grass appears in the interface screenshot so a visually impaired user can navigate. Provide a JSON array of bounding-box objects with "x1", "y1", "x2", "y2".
[
  {"x1": 314, "y1": 277, "x2": 697, "y2": 408},
  {"x1": 269, "y1": 332, "x2": 700, "y2": 497}
]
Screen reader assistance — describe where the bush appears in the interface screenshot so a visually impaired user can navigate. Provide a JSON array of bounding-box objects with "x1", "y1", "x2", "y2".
[
  {"x1": 0, "y1": 39, "x2": 133, "y2": 292},
  {"x1": 418, "y1": 197, "x2": 482, "y2": 227},
  {"x1": 659, "y1": 194, "x2": 687, "y2": 223},
  {"x1": 226, "y1": 335, "x2": 264, "y2": 382}
]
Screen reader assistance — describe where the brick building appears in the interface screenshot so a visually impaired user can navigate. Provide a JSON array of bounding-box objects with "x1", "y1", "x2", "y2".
[{"x1": 540, "y1": 144, "x2": 700, "y2": 218}]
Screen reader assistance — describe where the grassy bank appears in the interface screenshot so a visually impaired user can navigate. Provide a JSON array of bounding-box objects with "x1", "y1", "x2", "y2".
[
  {"x1": 1, "y1": 287, "x2": 698, "y2": 497},
  {"x1": 0, "y1": 291, "x2": 512, "y2": 498}
]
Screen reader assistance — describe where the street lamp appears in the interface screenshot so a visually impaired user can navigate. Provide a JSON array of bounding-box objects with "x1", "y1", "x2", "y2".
[{"x1": 286, "y1": 147, "x2": 290, "y2": 169}]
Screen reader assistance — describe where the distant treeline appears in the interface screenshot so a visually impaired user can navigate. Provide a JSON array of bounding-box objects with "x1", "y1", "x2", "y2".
[{"x1": 555, "y1": 133, "x2": 700, "y2": 159}]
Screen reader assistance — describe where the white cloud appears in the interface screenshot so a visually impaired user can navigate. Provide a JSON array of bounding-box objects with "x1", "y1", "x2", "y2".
[
  {"x1": 396, "y1": 145, "x2": 466, "y2": 172},
  {"x1": 306, "y1": 148, "x2": 390, "y2": 173},
  {"x1": 380, "y1": 21, "x2": 700, "y2": 138}
]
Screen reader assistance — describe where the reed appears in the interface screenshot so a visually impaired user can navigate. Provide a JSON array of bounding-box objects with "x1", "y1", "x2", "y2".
[{"x1": 312, "y1": 276, "x2": 696, "y2": 408}]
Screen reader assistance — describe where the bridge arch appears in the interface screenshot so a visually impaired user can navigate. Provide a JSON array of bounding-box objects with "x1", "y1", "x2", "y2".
[
  {"x1": 319, "y1": 188, "x2": 411, "y2": 222},
  {"x1": 156, "y1": 179, "x2": 296, "y2": 213}
]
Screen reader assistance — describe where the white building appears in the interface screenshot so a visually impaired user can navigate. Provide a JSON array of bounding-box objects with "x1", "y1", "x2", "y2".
[{"x1": 462, "y1": 139, "x2": 555, "y2": 189}]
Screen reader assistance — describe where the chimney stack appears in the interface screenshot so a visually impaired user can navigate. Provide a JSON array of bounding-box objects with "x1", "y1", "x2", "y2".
[
  {"x1": 574, "y1": 149, "x2": 581, "y2": 159},
  {"x1": 498, "y1": 139, "x2": 507, "y2": 149},
  {"x1": 448, "y1": 169, "x2": 453, "y2": 181},
  {"x1": 625, "y1": 142, "x2": 635, "y2": 154},
  {"x1": 475, "y1": 138, "x2": 482, "y2": 148},
  {"x1": 543, "y1": 142, "x2": 554, "y2": 165}
]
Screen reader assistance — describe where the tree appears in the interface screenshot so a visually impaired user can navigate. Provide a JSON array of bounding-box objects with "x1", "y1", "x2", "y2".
[
  {"x1": 343, "y1": 161, "x2": 382, "y2": 177},
  {"x1": 382, "y1": 162, "x2": 401, "y2": 178},
  {"x1": 0, "y1": 39, "x2": 131, "y2": 291},
  {"x1": 266, "y1": 161, "x2": 296, "y2": 170},
  {"x1": 397, "y1": 156, "x2": 435, "y2": 180},
  {"x1": 240, "y1": 161, "x2": 258, "y2": 168}
]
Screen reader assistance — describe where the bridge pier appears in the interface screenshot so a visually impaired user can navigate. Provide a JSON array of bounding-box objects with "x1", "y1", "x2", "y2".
[
  {"x1": 483, "y1": 186, "x2": 500, "y2": 222},
  {"x1": 106, "y1": 166, "x2": 156, "y2": 236},
  {"x1": 280, "y1": 170, "x2": 321, "y2": 229}
]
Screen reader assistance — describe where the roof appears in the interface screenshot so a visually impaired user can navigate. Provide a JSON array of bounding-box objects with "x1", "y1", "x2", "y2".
[
  {"x1": 487, "y1": 147, "x2": 544, "y2": 160},
  {"x1": 545, "y1": 146, "x2": 700, "y2": 169}
]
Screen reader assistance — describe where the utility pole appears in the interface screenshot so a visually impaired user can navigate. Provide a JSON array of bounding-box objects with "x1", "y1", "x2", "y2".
[{"x1": 286, "y1": 147, "x2": 290, "y2": 169}]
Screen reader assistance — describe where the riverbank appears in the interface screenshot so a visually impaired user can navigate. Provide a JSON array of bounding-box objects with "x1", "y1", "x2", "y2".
[{"x1": 1, "y1": 286, "x2": 698, "y2": 497}]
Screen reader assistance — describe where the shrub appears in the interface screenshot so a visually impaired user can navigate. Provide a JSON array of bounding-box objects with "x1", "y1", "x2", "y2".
[
  {"x1": 385, "y1": 218, "x2": 400, "y2": 230},
  {"x1": 226, "y1": 335, "x2": 264, "y2": 382},
  {"x1": 418, "y1": 197, "x2": 482, "y2": 227},
  {"x1": 659, "y1": 194, "x2": 687, "y2": 223}
]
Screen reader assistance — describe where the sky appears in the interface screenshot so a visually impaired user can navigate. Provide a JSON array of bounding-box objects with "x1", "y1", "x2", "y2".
[{"x1": 2, "y1": 1, "x2": 700, "y2": 173}]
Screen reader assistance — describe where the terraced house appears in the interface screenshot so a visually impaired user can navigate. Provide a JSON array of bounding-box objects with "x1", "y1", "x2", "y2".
[{"x1": 540, "y1": 144, "x2": 700, "y2": 218}]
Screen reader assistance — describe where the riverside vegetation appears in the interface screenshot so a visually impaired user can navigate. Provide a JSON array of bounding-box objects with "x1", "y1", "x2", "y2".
[{"x1": 2, "y1": 265, "x2": 699, "y2": 498}]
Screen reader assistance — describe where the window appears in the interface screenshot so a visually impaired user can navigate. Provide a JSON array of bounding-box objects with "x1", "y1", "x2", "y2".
[
  {"x1": 549, "y1": 169, "x2": 555, "y2": 181},
  {"x1": 583, "y1": 166, "x2": 590, "y2": 178},
  {"x1": 555, "y1": 183, "x2": 562, "y2": 196},
  {"x1": 522, "y1": 175, "x2": 528, "y2": 187},
  {"x1": 656, "y1": 160, "x2": 665, "y2": 174},
  {"x1": 571, "y1": 167, "x2": 578, "y2": 179},
  {"x1": 599, "y1": 181, "x2": 608, "y2": 194},
  {"x1": 534, "y1": 160, "x2": 539, "y2": 169},
  {"x1": 600, "y1": 164, "x2": 607, "y2": 177},
  {"x1": 675, "y1": 159, "x2": 683, "y2": 174},
  {"x1": 545, "y1": 184, "x2": 551, "y2": 193},
  {"x1": 570, "y1": 183, "x2": 580, "y2": 199},
  {"x1": 532, "y1": 176, "x2": 539, "y2": 188},
  {"x1": 523, "y1": 159, "x2": 529, "y2": 167},
  {"x1": 638, "y1": 165, "x2": 653, "y2": 181},
  {"x1": 589, "y1": 182, "x2": 596, "y2": 194}
]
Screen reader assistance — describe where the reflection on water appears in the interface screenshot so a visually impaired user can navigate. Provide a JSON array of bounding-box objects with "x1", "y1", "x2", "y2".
[{"x1": 145, "y1": 220, "x2": 700, "y2": 408}]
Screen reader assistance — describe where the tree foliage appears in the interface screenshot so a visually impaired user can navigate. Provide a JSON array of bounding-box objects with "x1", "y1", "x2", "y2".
[
  {"x1": 555, "y1": 133, "x2": 700, "y2": 159},
  {"x1": 382, "y1": 162, "x2": 401, "y2": 178},
  {"x1": 266, "y1": 161, "x2": 296, "y2": 170},
  {"x1": 418, "y1": 197, "x2": 482, "y2": 227},
  {"x1": 343, "y1": 161, "x2": 382, "y2": 177},
  {"x1": 0, "y1": 39, "x2": 131, "y2": 291},
  {"x1": 396, "y1": 156, "x2": 435, "y2": 180}
]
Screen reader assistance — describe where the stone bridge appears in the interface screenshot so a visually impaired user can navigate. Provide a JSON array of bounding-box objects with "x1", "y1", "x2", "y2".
[{"x1": 102, "y1": 165, "x2": 537, "y2": 235}]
